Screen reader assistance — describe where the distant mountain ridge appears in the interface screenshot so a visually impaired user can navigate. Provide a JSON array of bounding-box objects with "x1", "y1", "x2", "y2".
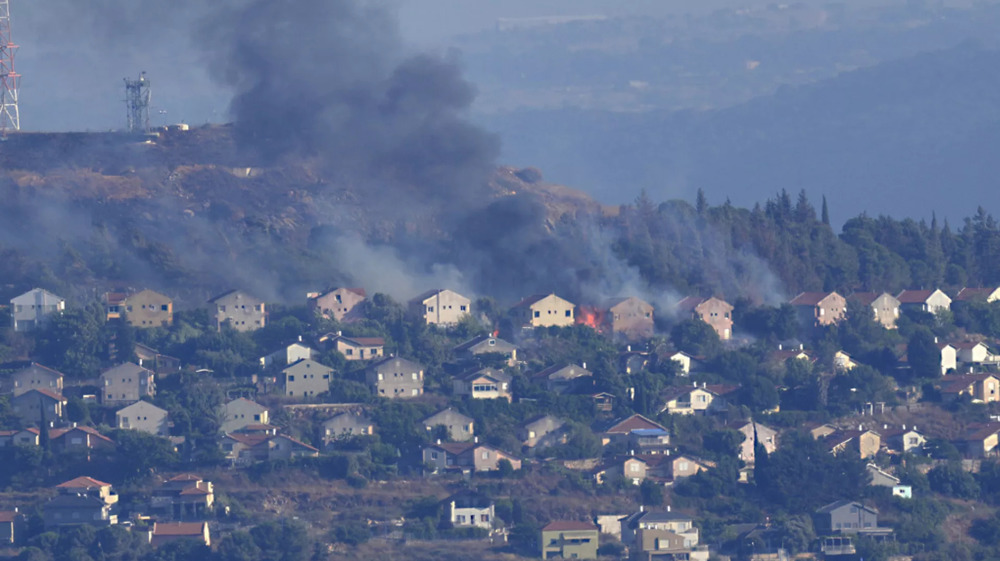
[{"x1": 482, "y1": 42, "x2": 1000, "y2": 224}]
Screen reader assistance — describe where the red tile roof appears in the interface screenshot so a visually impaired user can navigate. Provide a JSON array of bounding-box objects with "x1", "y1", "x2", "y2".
[
  {"x1": 152, "y1": 522, "x2": 207, "y2": 536},
  {"x1": 513, "y1": 294, "x2": 553, "y2": 309},
  {"x1": 431, "y1": 442, "x2": 476, "y2": 455},
  {"x1": 896, "y1": 289, "x2": 935, "y2": 303},
  {"x1": 0, "y1": 511, "x2": 18, "y2": 523},
  {"x1": 956, "y1": 287, "x2": 997, "y2": 301},
  {"x1": 543, "y1": 520, "x2": 598, "y2": 532},
  {"x1": 848, "y1": 292, "x2": 879, "y2": 306},
  {"x1": 57, "y1": 476, "x2": 111, "y2": 489},
  {"x1": 605, "y1": 414, "x2": 666, "y2": 435},
  {"x1": 168, "y1": 473, "x2": 203, "y2": 482},
  {"x1": 675, "y1": 296, "x2": 707, "y2": 312}
]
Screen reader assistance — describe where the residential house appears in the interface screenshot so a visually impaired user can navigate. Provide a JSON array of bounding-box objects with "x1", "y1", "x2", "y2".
[
  {"x1": 260, "y1": 342, "x2": 315, "y2": 368},
  {"x1": 897, "y1": 289, "x2": 952, "y2": 315},
  {"x1": 629, "y1": 429, "x2": 672, "y2": 455},
  {"x1": 209, "y1": 290, "x2": 266, "y2": 332},
  {"x1": 540, "y1": 521, "x2": 599, "y2": 560},
  {"x1": 422, "y1": 441, "x2": 521, "y2": 474},
  {"x1": 49, "y1": 426, "x2": 116, "y2": 455},
  {"x1": 736, "y1": 422, "x2": 778, "y2": 464},
  {"x1": 149, "y1": 522, "x2": 211, "y2": 547},
  {"x1": 620, "y1": 509, "x2": 700, "y2": 550},
  {"x1": 954, "y1": 341, "x2": 993, "y2": 365},
  {"x1": 422, "y1": 408, "x2": 475, "y2": 442},
  {"x1": 663, "y1": 454, "x2": 710, "y2": 481},
  {"x1": 45, "y1": 476, "x2": 118, "y2": 528},
  {"x1": 728, "y1": 525, "x2": 788, "y2": 561},
  {"x1": 221, "y1": 398, "x2": 269, "y2": 434},
  {"x1": 221, "y1": 433, "x2": 319, "y2": 465},
  {"x1": 813, "y1": 500, "x2": 887, "y2": 535},
  {"x1": 453, "y1": 367, "x2": 512, "y2": 401},
  {"x1": 11, "y1": 288, "x2": 65, "y2": 332},
  {"x1": 0, "y1": 509, "x2": 23, "y2": 545},
  {"x1": 408, "y1": 289, "x2": 471, "y2": 326},
  {"x1": 938, "y1": 342, "x2": 958, "y2": 374},
  {"x1": 867, "y1": 464, "x2": 901, "y2": 488},
  {"x1": 605, "y1": 296, "x2": 655, "y2": 339},
  {"x1": 134, "y1": 344, "x2": 182, "y2": 377},
  {"x1": 150, "y1": 474, "x2": 214, "y2": 520},
  {"x1": 100, "y1": 363, "x2": 155, "y2": 406},
  {"x1": 603, "y1": 414, "x2": 669, "y2": 444},
  {"x1": 660, "y1": 384, "x2": 738, "y2": 415},
  {"x1": 592, "y1": 392, "x2": 615, "y2": 413},
  {"x1": 669, "y1": 351, "x2": 700, "y2": 376},
  {"x1": 789, "y1": 291, "x2": 846, "y2": 327},
  {"x1": 532, "y1": 363, "x2": 593, "y2": 394},
  {"x1": 621, "y1": 349, "x2": 655, "y2": 375},
  {"x1": 593, "y1": 456, "x2": 649, "y2": 486},
  {"x1": 825, "y1": 429, "x2": 881, "y2": 459},
  {"x1": 519, "y1": 415, "x2": 567, "y2": 449},
  {"x1": 326, "y1": 335, "x2": 385, "y2": 361},
  {"x1": 116, "y1": 401, "x2": 169, "y2": 436},
  {"x1": 307, "y1": 287, "x2": 366, "y2": 322},
  {"x1": 453, "y1": 334, "x2": 518, "y2": 366},
  {"x1": 956, "y1": 422, "x2": 1000, "y2": 458},
  {"x1": 280, "y1": 359, "x2": 333, "y2": 398},
  {"x1": 511, "y1": 293, "x2": 576, "y2": 328},
  {"x1": 106, "y1": 289, "x2": 173, "y2": 328},
  {"x1": 444, "y1": 492, "x2": 495, "y2": 530},
  {"x1": 956, "y1": 287, "x2": 1000, "y2": 304},
  {"x1": 0, "y1": 428, "x2": 40, "y2": 448},
  {"x1": 9, "y1": 363, "x2": 64, "y2": 397},
  {"x1": 365, "y1": 356, "x2": 424, "y2": 399},
  {"x1": 676, "y1": 296, "x2": 734, "y2": 340},
  {"x1": 848, "y1": 292, "x2": 901, "y2": 329},
  {"x1": 878, "y1": 425, "x2": 926, "y2": 454},
  {"x1": 807, "y1": 423, "x2": 838, "y2": 440},
  {"x1": 940, "y1": 374, "x2": 1000, "y2": 403},
  {"x1": 11, "y1": 389, "x2": 66, "y2": 426},
  {"x1": 834, "y1": 351, "x2": 858, "y2": 372},
  {"x1": 322, "y1": 412, "x2": 374, "y2": 444}
]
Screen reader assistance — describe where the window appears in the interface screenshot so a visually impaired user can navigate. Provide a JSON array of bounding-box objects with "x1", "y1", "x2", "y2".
[
  {"x1": 412, "y1": 373, "x2": 418, "y2": 380},
  {"x1": 565, "y1": 310, "x2": 571, "y2": 317},
  {"x1": 427, "y1": 306, "x2": 434, "y2": 312},
  {"x1": 460, "y1": 305, "x2": 467, "y2": 311},
  {"x1": 678, "y1": 461, "x2": 689, "y2": 471},
  {"x1": 288, "y1": 375, "x2": 295, "y2": 381},
  {"x1": 534, "y1": 311, "x2": 540, "y2": 318},
  {"x1": 481, "y1": 451, "x2": 489, "y2": 459},
  {"x1": 161, "y1": 304, "x2": 169, "y2": 311}
]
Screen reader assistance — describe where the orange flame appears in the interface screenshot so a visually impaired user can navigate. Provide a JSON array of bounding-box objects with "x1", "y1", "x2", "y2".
[{"x1": 576, "y1": 306, "x2": 605, "y2": 331}]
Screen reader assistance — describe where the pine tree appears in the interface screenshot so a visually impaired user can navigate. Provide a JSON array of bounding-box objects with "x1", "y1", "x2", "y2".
[
  {"x1": 821, "y1": 196, "x2": 830, "y2": 226},
  {"x1": 696, "y1": 188, "x2": 708, "y2": 215}
]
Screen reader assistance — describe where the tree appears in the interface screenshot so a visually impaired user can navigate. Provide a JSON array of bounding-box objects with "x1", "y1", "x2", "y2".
[
  {"x1": 107, "y1": 430, "x2": 179, "y2": 483},
  {"x1": 640, "y1": 479, "x2": 664, "y2": 506},
  {"x1": 928, "y1": 463, "x2": 980, "y2": 499},
  {"x1": 671, "y1": 319, "x2": 721, "y2": 358},
  {"x1": 907, "y1": 327, "x2": 942, "y2": 380}
]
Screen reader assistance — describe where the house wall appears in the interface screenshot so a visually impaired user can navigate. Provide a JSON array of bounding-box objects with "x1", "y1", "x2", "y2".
[
  {"x1": 101, "y1": 368, "x2": 155, "y2": 405},
  {"x1": 958, "y1": 345, "x2": 990, "y2": 364},
  {"x1": 424, "y1": 413, "x2": 474, "y2": 442},
  {"x1": 221, "y1": 401, "x2": 268, "y2": 433},
  {"x1": 116, "y1": 403, "x2": 169, "y2": 436},
  {"x1": 11, "y1": 290, "x2": 64, "y2": 332},
  {"x1": 335, "y1": 340, "x2": 383, "y2": 361},
  {"x1": 262, "y1": 343, "x2": 314, "y2": 368},
  {"x1": 12, "y1": 394, "x2": 63, "y2": 425},
  {"x1": 450, "y1": 504, "x2": 494, "y2": 529},
  {"x1": 11, "y1": 367, "x2": 63, "y2": 397},
  {"x1": 941, "y1": 346, "x2": 958, "y2": 374},
  {"x1": 368, "y1": 360, "x2": 424, "y2": 398},
  {"x1": 824, "y1": 505, "x2": 879, "y2": 533},
  {"x1": 411, "y1": 290, "x2": 470, "y2": 326},
  {"x1": 521, "y1": 417, "x2": 565, "y2": 448},
  {"x1": 817, "y1": 294, "x2": 847, "y2": 326},
  {"x1": 524, "y1": 295, "x2": 575, "y2": 328},
  {"x1": 541, "y1": 529, "x2": 599, "y2": 560},
  {"x1": 695, "y1": 298, "x2": 734, "y2": 340},
  {"x1": 609, "y1": 298, "x2": 655, "y2": 339},
  {"x1": 454, "y1": 376, "x2": 510, "y2": 401},
  {"x1": 311, "y1": 289, "x2": 365, "y2": 322},
  {"x1": 213, "y1": 292, "x2": 266, "y2": 332},
  {"x1": 472, "y1": 447, "x2": 521, "y2": 471},
  {"x1": 871, "y1": 294, "x2": 900, "y2": 329},
  {"x1": 671, "y1": 354, "x2": 692, "y2": 375},
  {"x1": 738, "y1": 424, "x2": 778, "y2": 463},
  {"x1": 123, "y1": 290, "x2": 173, "y2": 328},
  {"x1": 422, "y1": 447, "x2": 452, "y2": 471},
  {"x1": 671, "y1": 457, "x2": 705, "y2": 479},
  {"x1": 978, "y1": 377, "x2": 1000, "y2": 403},
  {"x1": 926, "y1": 291, "x2": 952, "y2": 315},
  {"x1": 282, "y1": 362, "x2": 332, "y2": 397}
]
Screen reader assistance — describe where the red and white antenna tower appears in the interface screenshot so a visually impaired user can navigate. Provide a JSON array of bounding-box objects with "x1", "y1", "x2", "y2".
[{"x1": 0, "y1": 0, "x2": 20, "y2": 133}]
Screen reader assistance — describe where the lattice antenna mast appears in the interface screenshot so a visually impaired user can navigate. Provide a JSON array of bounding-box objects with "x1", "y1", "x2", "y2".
[
  {"x1": 124, "y1": 72, "x2": 151, "y2": 133},
  {"x1": 0, "y1": 0, "x2": 20, "y2": 133}
]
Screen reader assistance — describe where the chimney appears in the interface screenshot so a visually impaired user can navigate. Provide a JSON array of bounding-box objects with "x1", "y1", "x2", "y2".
[
  {"x1": 298, "y1": 335, "x2": 302, "y2": 342},
  {"x1": 436, "y1": 439, "x2": 441, "y2": 445},
  {"x1": 692, "y1": 382, "x2": 697, "y2": 388},
  {"x1": 667, "y1": 505, "x2": 671, "y2": 512},
  {"x1": 778, "y1": 343, "x2": 783, "y2": 350},
  {"x1": 858, "y1": 424, "x2": 862, "y2": 431},
  {"x1": 582, "y1": 362, "x2": 587, "y2": 370},
  {"x1": 640, "y1": 505, "x2": 645, "y2": 512},
  {"x1": 934, "y1": 336, "x2": 939, "y2": 343},
  {"x1": 337, "y1": 330, "x2": 343, "y2": 337},
  {"x1": 883, "y1": 424, "x2": 887, "y2": 429},
  {"x1": 627, "y1": 345, "x2": 631, "y2": 352},
  {"x1": 902, "y1": 424, "x2": 906, "y2": 430},
  {"x1": 72, "y1": 422, "x2": 77, "y2": 428},
  {"x1": 630, "y1": 450, "x2": 635, "y2": 457},
  {"x1": 474, "y1": 436, "x2": 479, "y2": 443},
  {"x1": 702, "y1": 382, "x2": 707, "y2": 388}
]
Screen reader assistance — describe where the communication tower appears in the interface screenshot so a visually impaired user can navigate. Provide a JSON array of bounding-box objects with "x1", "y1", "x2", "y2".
[
  {"x1": 124, "y1": 72, "x2": 151, "y2": 133},
  {"x1": 0, "y1": 0, "x2": 20, "y2": 133}
]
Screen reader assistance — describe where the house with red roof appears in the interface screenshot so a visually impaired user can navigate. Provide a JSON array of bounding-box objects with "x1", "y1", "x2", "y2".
[
  {"x1": 151, "y1": 474, "x2": 214, "y2": 520},
  {"x1": 676, "y1": 296, "x2": 734, "y2": 340},
  {"x1": 327, "y1": 334, "x2": 385, "y2": 361},
  {"x1": 956, "y1": 422, "x2": 1000, "y2": 458},
  {"x1": 45, "y1": 476, "x2": 118, "y2": 528},
  {"x1": 940, "y1": 373, "x2": 1000, "y2": 403},
  {"x1": 149, "y1": 521, "x2": 210, "y2": 547},
  {"x1": 0, "y1": 509, "x2": 23, "y2": 545},
  {"x1": 541, "y1": 520, "x2": 599, "y2": 559},
  {"x1": 790, "y1": 292, "x2": 846, "y2": 327},
  {"x1": 897, "y1": 289, "x2": 951, "y2": 315},
  {"x1": 602, "y1": 414, "x2": 668, "y2": 444},
  {"x1": 49, "y1": 426, "x2": 116, "y2": 455},
  {"x1": 955, "y1": 287, "x2": 1000, "y2": 304},
  {"x1": 221, "y1": 432, "x2": 319, "y2": 465},
  {"x1": 9, "y1": 362, "x2": 64, "y2": 397}
]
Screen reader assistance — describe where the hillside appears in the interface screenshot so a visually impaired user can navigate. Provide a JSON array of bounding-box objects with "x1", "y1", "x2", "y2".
[{"x1": 0, "y1": 126, "x2": 606, "y2": 305}]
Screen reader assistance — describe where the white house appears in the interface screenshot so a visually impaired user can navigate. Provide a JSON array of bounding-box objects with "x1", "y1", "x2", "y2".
[
  {"x1": 116, "y1": 401, "x2": 169, "y2": 436},
  {"x1": 11, "y1": 288, "x2": 65, "y2": 332}
]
